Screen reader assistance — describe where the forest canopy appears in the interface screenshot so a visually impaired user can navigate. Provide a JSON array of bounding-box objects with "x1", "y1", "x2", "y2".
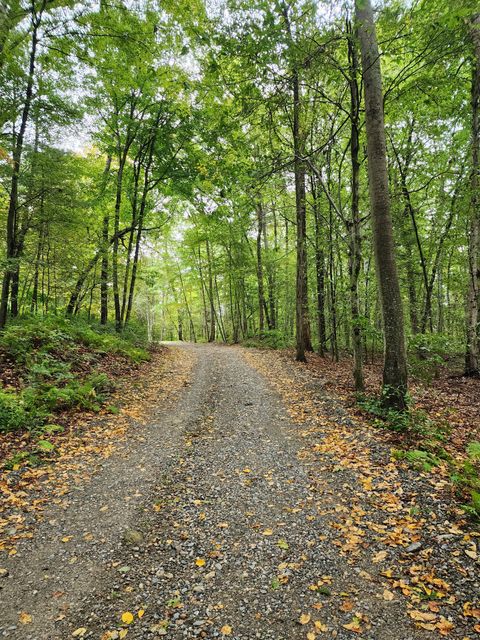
[{"x1": 1, "y1": 0, "x2": 480, "y2": 408}]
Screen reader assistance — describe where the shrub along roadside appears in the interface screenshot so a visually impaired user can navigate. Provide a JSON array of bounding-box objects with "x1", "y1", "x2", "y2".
[{"x1": 0, "y1": 315, "x2": 150, "y2": 465}]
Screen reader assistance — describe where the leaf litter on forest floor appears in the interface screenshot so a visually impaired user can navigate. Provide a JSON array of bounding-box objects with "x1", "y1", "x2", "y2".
[{"x1": 243, "y1": 348, "x2": 480, "y2": 638}]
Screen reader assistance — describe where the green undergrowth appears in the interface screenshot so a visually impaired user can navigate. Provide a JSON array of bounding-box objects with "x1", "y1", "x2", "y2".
[
  {"x1": 359, "y1": 395, "x2": 480, "y2": 521},
  {"x1": 0, "y1": 314, "x2": 150, "y2": 440},
  {"x1": 242, "y1": 329, "x2": 294, "y2": 350}
]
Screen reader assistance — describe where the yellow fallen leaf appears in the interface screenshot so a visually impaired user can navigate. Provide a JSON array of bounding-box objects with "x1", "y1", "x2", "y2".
[
  {"x1": 220, "y1": 625, "x2": 232, "y2": 635},
  {"x1": 307, "y1": 633, "x2": 316, "y2": 640},
  {"x1": 437, "y1": 617, "x2": 455, "y2": 635},
  {"x1": 262, "y1": 529, "x2": 273, "y2": 536},
  {"x1": 314, "y1": 620, "x2": 328, "y2": 631},
  {"x1": 137, "y1": 609, "x2": 145, "y2": 619},
  {"x1": 243, "y1": 468, "x2": 252, "y2": 473},
  {"x1": 343, "y1": 620, "x2": 362, "y2": 633},
  {"x1": 299, "y1": 613, "x2": 311, "y2": 625},
  {"x1": 372, "y1": 550, "x2": 387, "y2": 563},
  {"x1": 465, "y1": 549, "x2": 477, "y2": 560},
  {"x1": 382, "y1": 589, "x2": 394, "y2": 601},
  {"x1": 61, "y1": 536, "x2": 73, "y2": 543},
  {"x1": 195, "y1": 558, "x2": 206, "y2": 567},
  {"x1": 119, "y1": 630, "x2": 128, "y2": 639},
  {"x1": 408, "y1": 610, "x2": 437, "y2": 622},
  {"x1": 121, "y1": 611, "x2": 134, "y2": 625},
  {"x1": 19, "y1": 612, "x2": 32, "y2": 625},
  {"x1": 72, "y1": 629, "x2": 87, "y2": 638}
]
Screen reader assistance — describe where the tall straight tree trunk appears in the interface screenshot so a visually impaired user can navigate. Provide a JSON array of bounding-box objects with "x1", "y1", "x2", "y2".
[
  {"x1": 206, "y1": 239, "x2": 216, "y2": 342},
  {"x1": 356, "y1": 0, "x2": 408, "y2": 409},
  {"x1": 0, "y1": 4, "x2": 43, "y2": 327},
  {"x1": 124, "y1": 113, "x2": 159, "y2": 326},
  {"x1": 310, "y1": 175, "x2": 327, "y2": 356},
  {"x1": 262, "y1": 205, "x2": 276, "y2": 330},
  {"x1": 112, "y1": 152, "x2": 127, "y2": 331},
  {"x1": 282, "y1": 2, "x2": 311, "y2": 360},
  {"x1": 465, "y1": 13, "x2": 480, "y2": 376},
  {"x1": 100, "y1": 156, "x2": 112, "y2": 325},
  {"x1": 292, "y1": 68, "x2": 311, "y2": 360},
  {"x1": 347, "y1": 22, "x2": 364, "y2": 391},
  {"x1": 120, "y1": 159, "x2": 141, "y2": 326},
  {"x1": 256, "y1": 201, "x2": 266, "y2": 332}
]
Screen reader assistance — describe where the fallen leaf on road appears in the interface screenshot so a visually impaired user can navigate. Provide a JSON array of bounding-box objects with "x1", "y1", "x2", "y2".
[
  {"x1": 299, "y1": 613, "x2": 311, "y2": 625},
  {"x1": 372, "y1": 550, "x2": 387, "y2": 563},
  {"x1": 19, "y1": 612, "x2": 32, "y2": 625},
  {"x1": 121, "y1": 612, "x2": 134, "y2": 624},
  {"x1": 408, "y1": 610, "x2": 437, "y2": 622},
  {"x1": 314, "y1": 620, "x2": 328, "y2": 631},
  {"x1": 343, "y1": 618, "x2": 362, "y2": 633}
]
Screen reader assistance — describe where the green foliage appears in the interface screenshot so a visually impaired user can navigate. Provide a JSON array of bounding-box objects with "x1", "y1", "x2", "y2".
[
  {"x1": 0, "y1": 315, "x2": 148, "y2": 435},
  {"x1": 407, "y1": 333, "x2": 458, "y2": 382},
  {"x1": 0, "y1": 388, "x2": 27, "y2": 432},
  {"x1": 391, "y1": 448, "x2": 441, "y2": 472},
  {"x1": 449, "y1": 441, "x2": 480, "y2": 519},
  {"x1": 359, "y1": 395, "x2": 451, "y2": 445},
  {"x1": 4, "y1": 438, "x2": 57, "y2": 470},
  {"x1": 359, "y1": 395, "x2": 410, "y2": 432},
  {"x1": 242, "y1": 330, "x2": 293, "y2": 350},
  {"x1": 0, "y1": 315, "x2": 149, "y2": 366}
]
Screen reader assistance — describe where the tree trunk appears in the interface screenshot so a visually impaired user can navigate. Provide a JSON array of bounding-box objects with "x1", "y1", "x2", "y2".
[
  {"x1": 112, "y1": 152, "x2": 127, "y2": 331},
  {"x1": 293, "y1": 69, "x2": 311, "y2": 360},
  {"x1": 282, "y1": 2, "x2": 311, "y2": 360},
  {"x1": 347, "y1": 22, "x2": 364, "y2": 392},
  {"x1": 0, "y1": 5, "x2": 42, "y2": 327},
  {"x1": 206, "y1": 239, "x2": 216, "y2": 342},
  {"x1": 100, "y1": 156, "x2": 112, "y2": 325},
  {"x1": 256, "y1": 201, "x2": 267, "y2": 332},
  {"x1": 465, "y1": 13, "x2": 480, "y2": 376},
  {"x1": 120, "y1": 159, "x2": 141, "y2": 326},
  {"x1": 311, "y1": 175, "x2": 327, "y2": 356},
  {"x1": 356, "y1": 0, "x2": 408, "y2": 409}
]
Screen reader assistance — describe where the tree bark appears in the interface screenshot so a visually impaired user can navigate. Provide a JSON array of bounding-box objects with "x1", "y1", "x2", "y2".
[
  {"x1": 0, "y1": 3, "x2": 43, "y2": 327},
  {"x1": 256, "y1": 200, "x2": 267, "y2": 332},
  {"x1": 465, "y1": 13, "x2": 480, "y2": 376},
  {"x1": 310, "y1": 175, "x2": 327, "y2": 356},
  {"x1": 347, "y1": 22, "x2": 364, "y2": 392},
  {"x1": 206, "y1": 238, "x2": 216, "y2": 342},
  {"x1": 356, "y1": 0, "x2": 408, "y2": 409},
  {"x1": 100, "y1": 156, "x2": 112, "y2": 325}
]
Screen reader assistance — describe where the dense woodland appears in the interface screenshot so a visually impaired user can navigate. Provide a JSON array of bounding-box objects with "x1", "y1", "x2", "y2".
[{"x1": 1, "y1": 0, "x2": 480, "y2": 411}]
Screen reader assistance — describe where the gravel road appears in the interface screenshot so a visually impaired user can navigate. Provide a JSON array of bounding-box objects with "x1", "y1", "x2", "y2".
[{"x1": 0, "y1": 344, "x2": 474, "y2": 639}]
